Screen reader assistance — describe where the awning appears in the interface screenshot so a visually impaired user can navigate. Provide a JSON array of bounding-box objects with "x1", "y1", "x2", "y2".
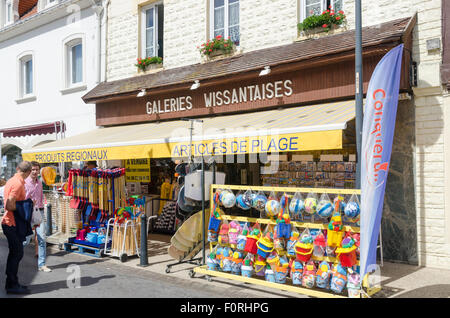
[
  {"x1": 0, "y1": 121, "x2": 66, "y2": 138},
  {"x1": 22, "y1": 100, "x2": 355, "y2": 163}
]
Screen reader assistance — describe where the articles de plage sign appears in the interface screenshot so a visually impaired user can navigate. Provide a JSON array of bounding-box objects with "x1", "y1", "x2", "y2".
[{"x1": 145, "y1": 79, "x2": 293, "y2": 115}]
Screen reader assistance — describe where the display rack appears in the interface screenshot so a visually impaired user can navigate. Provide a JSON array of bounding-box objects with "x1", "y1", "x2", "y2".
[{"x1": 192, "y1": 184, "x2": 381, "y2": 298}]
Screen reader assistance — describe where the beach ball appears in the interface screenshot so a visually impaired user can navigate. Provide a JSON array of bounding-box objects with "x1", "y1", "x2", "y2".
[
  {"x1": 317, "y1": 200, "x2": 334, "y2": 218},
  {"x1": 236, "y1": 194, "x2": 251, "y2": 210},
  {"x1": 252, "y1": 195, "x2": 267, "y2": 211},
  {"x1": 344, "y1": 201, "x2": 360, "y2": 219},
  {"x1": 265, "y1": 200, "x2": 281, "y2": 218},
  {"x1": 304, "y1": 197, "x2": 318, "y2": 215},
  {"x1": 221, "y1": 191, "x2": 236, "y2": 208},
  {"x1": 289, "y1": 199, "x2": 304, "y2": 217}
]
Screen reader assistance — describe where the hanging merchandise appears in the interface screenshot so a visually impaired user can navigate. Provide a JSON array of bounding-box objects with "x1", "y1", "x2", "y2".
[
  {"x1": 207, "y1": 245, "x2": 219, "y2": 271},
  {"x1": 221, "y1": 247, "x2": 233, "y2": 272},
  {"x1": 336, "y1": 235, "x2": 358, "y2": 267},
  {"x1": 273, "y1": 227, "x2": 286, "y2": 255},
  {"x1": 313, "y1": 230, "x2": 327, "y2": 257},
  {"x1": 207, "y1": 193, "x2": 222, "y2": 242},
  {"x1": 254, "y1": 259, "x2": 266, "y2": 277},
  {"x1": 218, "y1": 220, "x2": 230, "y2": 245},
  {"x1": 327, "y1": 198, "x2": 344, "y2": 248},
  {"x1": 330, "y1": 264, "x2": 348, "y2": 294},
  {"x1": 317, "y1": 193, "x2": 334, "y2": 219},
  {"x1": 264, "y1": 198, "x2": 280, "y2": 219},
  {"x1": 228, "y1": 221, "x2": 242, "y2": 248},
  {"x1": 304, "y1": 192, "x2": 318, "y2": 215},
  {"x1": 344, "y1": 194, "x2": 361, "y2": 220},
  {"x1": 290, "y1": 260, "x2": 303, "y2": 285},
  {"x1": 295, "y1": 228, "x2": 314, "y2": 263},
  {"x1": 241, "y1": 254, "x2": 254, "y2": 278},
  {"x1": 266, "y1": 250, "x2": 280, "y2": 269},
  {"x1": 256, "y1": 225, "x2": 274, "y2": 259},
  {"x1": 289, "y1": 192, "x2": 304, "y2": 221},
  {"x1": 244, "y1": 224, "x2": 261, "y2": 254},
  {"x1": 347, "y1": 269, "x2": 361, "y2": 298},
  {"x1": 275, "y1": 193, "x2": 291, "y2": 239},
  {"x1": 41, "y1": 166, "x2": 57, "y2": 186},
  {"x1": 265, "y1": 265, "x2": 276, "y2": 283},
  {"x1": 315, "y1": 261, "x2": 332, "y2": 290},
  {"x1": 236, "y1": 223, "x2": 249, "y2": 251},
  {"x1": 252, "y1": 191, "x2": 267, "y2": 212},
  {"x1": 302, "y1": 260, "x2": 316, "y2": 289},
  {"x1": 231, "y1": 250, "x2": 244, "y2": 275},
  {"x1": 236, "y1": 191, "x2": 251, "y2": 210},
  {"x1": 286, "y1": 229, "x2": 300, "y2": 258},
  {"x1": 334, "y1": 194, "x2": 346, "y2": 214},
  {"x1": 274, "y1": 255, "x2": 289, "y2": 284},
  {"x1": 351, "y1": 232, "x2": 361, "y2": 256},
  {"x1": 221, "y1": 189, "x2": 236, "y2": 208}
]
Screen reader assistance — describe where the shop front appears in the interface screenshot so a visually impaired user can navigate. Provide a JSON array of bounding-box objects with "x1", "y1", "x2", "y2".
[{"x1": 22, "y1": 15, "x2": 416, "y2": 297}]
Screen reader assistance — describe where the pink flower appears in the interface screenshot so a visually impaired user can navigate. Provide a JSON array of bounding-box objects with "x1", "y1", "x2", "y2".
[{"x1": 322, "y1": 24, "x2": 328, "y2": 28}]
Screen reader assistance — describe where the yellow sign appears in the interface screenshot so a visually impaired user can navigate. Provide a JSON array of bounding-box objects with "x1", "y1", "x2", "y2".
[
  {"x1": 125, "y1": 158, "x2": 151, "y2": 183},
  {"x1": 22, "y1": 130, "x2": 343, "y2": 163}
]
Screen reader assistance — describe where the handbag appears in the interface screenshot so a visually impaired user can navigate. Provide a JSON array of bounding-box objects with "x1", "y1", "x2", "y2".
[{"x1": 31, "y1": 207, "x2": 43, "y2": 227}]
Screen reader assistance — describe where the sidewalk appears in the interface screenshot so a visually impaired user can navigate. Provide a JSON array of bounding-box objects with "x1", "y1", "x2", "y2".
[{"x1": 49, "y1": 233, "x2": 450, "y2": 298}]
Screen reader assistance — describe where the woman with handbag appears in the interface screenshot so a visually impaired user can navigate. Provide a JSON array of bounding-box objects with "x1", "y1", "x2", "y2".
[{"x1": 25, "y1": 162, "x2": 52, "y2": 273}]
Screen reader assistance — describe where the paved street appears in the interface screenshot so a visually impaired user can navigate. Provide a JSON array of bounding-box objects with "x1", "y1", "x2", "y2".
[{"x1": 0, "y1": 234, "x2": 265, "y2": 298}]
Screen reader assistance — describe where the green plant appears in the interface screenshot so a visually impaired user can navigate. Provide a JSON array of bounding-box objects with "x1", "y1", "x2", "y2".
[
  {"x1": 136, "y1": 56, "x2": 163, "y2": 71},
  {"x1": 298, "y1": 9, "x2": 346, "y2": 33},
  {"x1": 198, "y1": 35, "x2": 234, "y2": 57}
]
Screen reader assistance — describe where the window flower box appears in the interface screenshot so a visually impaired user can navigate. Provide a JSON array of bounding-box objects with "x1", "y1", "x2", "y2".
[
  {"x1": 136, "y1": 56, "x2": 163, "y2": 74},
  {"x1": 297, "y1": 9, "x2": 347, "y2": 41},
  {"x1": 198, "y1": 35, "x2": 236, "y2": 61}
]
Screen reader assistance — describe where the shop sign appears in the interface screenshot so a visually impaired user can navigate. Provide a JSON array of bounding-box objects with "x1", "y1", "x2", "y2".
[
  {"x1": 124, "y1": 158, "x2": 151, "y2": 182},
  {"x1": 145, "y1": 79, "x2": 293, "y2": 116}
]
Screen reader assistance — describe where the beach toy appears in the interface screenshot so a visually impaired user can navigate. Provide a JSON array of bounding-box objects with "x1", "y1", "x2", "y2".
[
  {"x1": 265, "y1": 200, "x2": 281, "y2": 218},
  {"x1": 207, "y1": 252, "x2": 219, "y2": 271},
  {"x1": 231, "y1": 251, "x2": 243, "y2": 275},
  {"x1": 266, "y1": 251, "x2": 280, "y2": 269},
  {"x1": 352, "y1": 232, "x2": 361, "y2": 255},
  {"x1": 313, "y1": 230, "x2": 327, "y2": 257},
  {"x1": 304, "y1": 196, "x2": 318, "y2": 215},
  {"x1": 236, "y1": 194, "x2": 251, "y2": 210},
  {"x1": 265, "y1": 267, "x2": 276, "y2": 283},
  {"x1": 317, "y1": 200, "x2": 334, "y2": 218},
  {"x1": 290, "y1": 261, "x2": 303, "y2": 285},
  {"x1": 208, "y1": 230, "x2": 218, "y2": 243},
  {"x1": 275, "y1": 215, "x2": 291, "y2": 240},
  {"x1": 217, "y1": 189, "x2": 230, "y2": 204},
  {"x1": 336, "y1": 236, "x2": 358, "y2": 267},
  {"x1": 241, "y1": 256, "x2": 254, "y2": 278},
  {"x1": 347, "y1": 270, "x2": 361, "y2": 298},
  {"x1": 256, "y1": 233, "x2": 274, "y2": 259},
  {"x1": 221, "y1": 247, "x2": 233, "y2": 272},
  {"x1": 254, "y1": 260, "x2": 267, "y2": 277},
  {"x1": 333, "y1": 195, "x2": 346, "y2": 213},
  {"x1": 330, "y1": 264, "x2": 348, "y2": 294},
  {"x1": 252, "y1": 192, "x2": 267, "y2": 211},
  {"x1": 273, "y1": 236, "x2": 286, "y2": 254},
  {"x1": 287, "y1": 231, "x2": 300, "y2": 257},
  {"x1": 274, "y1": 262, "x2": 289, "y2": 284},
  {"x1": 228, "y1": 221, "x2": 241, "y2": 247},
  {"x1": 327, "y1": 201, "x2": 344, "y2": 248},
  {"x1": 236, "y1": 228, "x2": 248, "y2": 251},
  {"x1": 221, "y1": 191, "x2": 236, "y2": 208},
  {"x1": 295, "y1": 230, "x2": 314, "y2": 262},
  {"x1": 315, "y1": 261, "x2": 331, "y2": 289},
  {"x1": 218, "y1": 223, "x2": 230, "y2": 245},
  {"x1": 302, "y1": 260, "x2": 316, "y2": 289},
  {"x1": 244, "y1": 228, "x2": 260, "y2": 254},
  {"x1": 344, "y1": 200, "x2": 360, "y2": 220}
]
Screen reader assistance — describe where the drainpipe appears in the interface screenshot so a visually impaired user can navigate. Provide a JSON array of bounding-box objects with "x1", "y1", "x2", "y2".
[
  {"x1": 102, "y1": 0, "x2": 110, "y2": 82},
  {"x1": 92, "y1": 0, "x2": 105, "y2": 84}
]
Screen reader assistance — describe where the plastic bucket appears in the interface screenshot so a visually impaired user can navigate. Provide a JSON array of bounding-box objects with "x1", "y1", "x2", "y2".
[
  {"x1": 254, "y1": 261, "x2": 266, "y2": 277},
  {"x1": 274, "y1": 266, "x2": 288, "y2": 284},
  {"x1": 208, "y1": 217, "x2": 221, "y2": 232},
  {"x1": 291, "y1": 270, "x2": 302, "y2": 285},
  {"x1": 330, "y1": 272, "x2": 347, "y2": 294},
  {"x1": 236, "y1": 236, "x2": 247, "y2": 250},
  {"x1": 327, "y1": 230, "x2": 343, "y2": 248},
  {"x1": 336, "y1": 247, "x2": 357, "y2": 267},
  {"x1": 244, "y1": 236, "x2": 258, "y2": 254},
  {"x1": 295, "y1": 243, "x2": 313, "y2": 263},
  {"x1": 241, "y1": 265, "x2": 253, "y2": 278},
  {"x1": 302, "y1": 273, "x2": 315, "y2": 289},
  {"x1": 208, "y1": 230, "x2": 218, "y2": 242},
  {"x1": 207, "y1": 258, "x2": 218, "y2": 271},
  {"x1": 256, "y1": 239, "x2": 274, "y2": 259},
  {"x1": 265, "y1": 269, "x2": 276, "y2": 283},
  {"x1": 222, "y1": 257, "x2": 232, "y2": 272},
  {"x1": 231, "y1": 260, "x2": 242, "y2": 275}
]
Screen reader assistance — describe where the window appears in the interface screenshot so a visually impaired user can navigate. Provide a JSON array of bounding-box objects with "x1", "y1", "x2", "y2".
[
  {"x1": 140, "y1": 3, "x2": 164, "y2": 58},
  {"x1": 5, "y1": 0, "x2": 13, "y2": 25},
  {"x1": 65, "y1": 39, "x2": 83, "y2": 87},
  {"x1": 46, "y1": 0, "x2": 58, "y2": 8},
  {"x1": 21, "y1": 56, "x2": 33, "y2": 96},
  {"x1": 210, "y1": 0, "x2": 240, "y2": 45},
  {"x1": 300, "y1": 0, "x2": 343, "y2": 21}
]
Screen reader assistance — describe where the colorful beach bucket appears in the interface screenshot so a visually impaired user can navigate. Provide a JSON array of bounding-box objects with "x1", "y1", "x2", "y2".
[
  {"x1": 254, "y1": 260, "x2": 266, "y2": 277},
  {"x1": 295, "y1": 242, "x2": 313, "y2": 263},
  {"x1": 244, "y1": 235, "x2": 259, "y2": 254},
  {"x1": 256, "y1": 237, "x2": 274, "y2": 259}
]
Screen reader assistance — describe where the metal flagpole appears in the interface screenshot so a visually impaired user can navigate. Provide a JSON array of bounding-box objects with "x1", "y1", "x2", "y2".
[{"x1": 355, "y1": 0, "x2": 363, "y2": 189}]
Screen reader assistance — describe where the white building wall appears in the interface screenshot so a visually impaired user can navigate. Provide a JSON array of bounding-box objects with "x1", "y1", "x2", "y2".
[{"x1": 0, "y1": 2, "x2": 99, "y2": 150}]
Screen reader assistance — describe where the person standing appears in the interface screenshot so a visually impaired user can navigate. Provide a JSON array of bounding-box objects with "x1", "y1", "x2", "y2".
[
  {"x1": 25, "y1": 161, "x2": 51, "y2": 273},
  {"x1": 1, "y1": 161, "x2": 32, "y2": 294}
]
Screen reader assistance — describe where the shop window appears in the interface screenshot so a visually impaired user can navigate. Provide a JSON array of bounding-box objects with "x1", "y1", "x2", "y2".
[
  {"x1": 140, "y1": 3, "x2": 164, "y2": 59},
  {"x1": 300, "y1": 0, "x2": 343, "y2": 22},
  {"x1": 209, "y1": 0, "x2": 240, "y2": 46}
]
